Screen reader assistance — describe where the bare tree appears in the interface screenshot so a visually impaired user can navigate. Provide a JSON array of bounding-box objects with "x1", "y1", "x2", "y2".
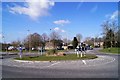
[
  {"x1": 41, "y1": 33, "x2": 49, "y2": 49},
  {"x1": 76, "y1": 33, "x2": 82, "y2": 43},
  {"x1": 23, "y1": 33, "x2": 43, "y2": 50},
  {"x1": 84, "y1": 37, "x2": 94, "y2": 46},
  {"x1": 11, "y1": 40, "x2": 21, "y2": 48},
  {"x1": 63, "y1": 38, "x2": 67, "y2": 46},
  {"x1": 42, "y1": 33, "x2": 49, "y2": 42},
  {"x1": 50, "y1": 31, "x2": 61, "y2": 40},
  {"x1": 101, "y1": 20, "x2": 118, "y2": 48},
  {"x1": 63, "y1": 38, "x2": 71, "y2": 46},
  {"x1": 49, "y1": 31, "x2": 61, "y2": 49}
]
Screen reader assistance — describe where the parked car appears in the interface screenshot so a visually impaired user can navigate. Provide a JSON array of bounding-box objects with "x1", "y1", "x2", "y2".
[
  {"x1": 57, "y1": 47, "x2": 64, "y2": 50},
  {"x1": 86, "y1": 45, "x2": 93, "y2": 50},
  {"x1": 8, "y1": 46, "x2": 14, "y2": 50}
]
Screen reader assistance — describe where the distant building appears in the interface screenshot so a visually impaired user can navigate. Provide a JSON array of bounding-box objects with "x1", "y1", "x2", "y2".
[
  {"x1": 67, "y1": 44, "x2": 73, "y2": 49},
  {"x1": 62, "y1": 46, "x2": 67, "y2": 50},
  {"x1": 94, "y1": 42, "x2": 104, "y2": 48},
  {"x1": 45, "y1": 42, "x2": 54, "y2": 50}
]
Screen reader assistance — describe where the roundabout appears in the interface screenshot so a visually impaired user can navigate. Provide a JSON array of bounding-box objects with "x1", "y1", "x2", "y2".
[
  {"x1": 1, "y1": 54, "x2": 116, "y2": 69},
  {"x1": 1, "y1": 49, "x2": 119, "y2": 78}
]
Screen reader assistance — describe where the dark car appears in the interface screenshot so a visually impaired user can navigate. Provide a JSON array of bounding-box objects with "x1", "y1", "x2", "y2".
[
  {"x1": 57, "y1": 48, "x2": 64, "y2": 50},
  {"x1": 86, "y1": 45, "x2": 93, "y2": 50}
]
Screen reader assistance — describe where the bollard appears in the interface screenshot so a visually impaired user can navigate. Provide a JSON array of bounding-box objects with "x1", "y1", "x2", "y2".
[
  {"x1": 83, "y1": 51, "x2": 86, "y2": 56},
  {"x1": 19, "y1": 47, "x2": 22, "y2": 59},
  {"x1": 80, "y1": 52, "x2": 83, "y2": 57},
  {"x1": 20, "y1": 54, "x2": 22, "y2": 59},
  {"x1": 77, "y1": 51, "x2": 79, "y2": 57},
  {"x1": 19, "y1": 50, "x2": 22, "y2": 59}
]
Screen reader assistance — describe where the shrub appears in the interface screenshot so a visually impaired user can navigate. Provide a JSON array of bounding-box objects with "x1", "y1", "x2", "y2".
[{"x1": 47, "y1": 49, "x2": 57, "y2": 55}]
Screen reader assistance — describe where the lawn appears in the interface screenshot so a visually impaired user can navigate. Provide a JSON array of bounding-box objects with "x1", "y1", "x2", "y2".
[
  {"x1": 99, "y1": 48, "x2": 120, "y2": 54},
  {"x1": 1, "y1": 49, "x2": 66, "y2": 53},
  {"x1": 15, "y1": 54, "x2": 98, "y2": 61}
]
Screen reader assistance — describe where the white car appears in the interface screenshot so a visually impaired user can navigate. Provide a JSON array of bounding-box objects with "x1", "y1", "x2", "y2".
[{"x1": 8, "y1": 46, "x2": 14, "y2": 50}]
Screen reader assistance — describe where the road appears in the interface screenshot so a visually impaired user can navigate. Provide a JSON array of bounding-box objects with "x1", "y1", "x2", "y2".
[{"x1": 0, "y1": 48, "x2": 119, "y2": 79}]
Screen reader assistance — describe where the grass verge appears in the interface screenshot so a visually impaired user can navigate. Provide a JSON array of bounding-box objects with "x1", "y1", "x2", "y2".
[
  {"x1": 99, "y1": 48, "x2": 120, "y2": 54},
  {"x1": 15, "y1": 54, "x2": 97, "y2": 61}
]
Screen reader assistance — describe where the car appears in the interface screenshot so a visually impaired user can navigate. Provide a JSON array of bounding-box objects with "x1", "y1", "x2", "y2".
[
  {"x1": 86, "y1": 45, "x2": 93, "y2": 50},
  {"x1": 57, "y1": 48, "x2": 64, "y2": 50}
]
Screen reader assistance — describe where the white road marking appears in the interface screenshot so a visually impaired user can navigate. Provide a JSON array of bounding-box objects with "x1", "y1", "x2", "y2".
[
  {"x1": 82, "y1": 56, "x2": 116, "y2": 67},
  {"x1": 82, "y1": 60, "x2": 87, "y2": 65},
  {"x1": 46, "y1": 62, "x2": 60, "y2": 67}
]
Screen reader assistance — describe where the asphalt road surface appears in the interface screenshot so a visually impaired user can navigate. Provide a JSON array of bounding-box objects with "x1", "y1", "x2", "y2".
[{"x1": 0, "y1": 48, "x2": 119, "y2": 79}]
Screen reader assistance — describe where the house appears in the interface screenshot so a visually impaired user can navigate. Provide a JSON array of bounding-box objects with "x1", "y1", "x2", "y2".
[
  {"x1": 94, "y1": 42, "x2": 104, "y2": 48},
  {"x1": 45, "y1": 42, "x2": 54, "y2": 50},
  {"x1": 67, "y1": 44, "x2": 73, "y2": 49}
]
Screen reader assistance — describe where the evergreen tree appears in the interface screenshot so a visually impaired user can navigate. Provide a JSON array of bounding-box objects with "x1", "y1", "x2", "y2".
[{"x1": 72, "y1": 37, "x2": 78, "y2": 49}]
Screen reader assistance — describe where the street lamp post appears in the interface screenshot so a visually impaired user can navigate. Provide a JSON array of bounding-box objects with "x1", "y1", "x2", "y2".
[
  {"x1": 2, "y1": 35, "x2": 7, "y2": 53},
  {"x1": 49, "y1": 28, "x2": 52, "y2": 49},
  {"x1": 66, "y1": 32, "x2": 68, "y2": 51}
]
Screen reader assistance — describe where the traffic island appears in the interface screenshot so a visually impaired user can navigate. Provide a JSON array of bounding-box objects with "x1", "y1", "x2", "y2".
[{"x1": 14, "y1": 54, "x2": 98, "y2": 61}]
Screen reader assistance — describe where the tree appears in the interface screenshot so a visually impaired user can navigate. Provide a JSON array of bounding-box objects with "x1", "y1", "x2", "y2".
[
  {"x1": 72, "y1": 37, "x2": 78, "y2": 49},
  {"x1": 23, "y1": 33, "x2": 43, "y2": 50},
  {"x1": 76, "y1": 33, "x2": 82, "y2": 43},
  {"x1": 104, "y1": 29, "x2": 115, "y2": 48},
  {"x1": 63, "y1": 38, "x2": 68, "y2": 46},
  {"x1": 41, "y1": 33, "x2": 49, "y2": 50},
  {"x1": 84, "y1": 37, "x2": 94, "y2": 46},
  {"x1": 63, "y1": 38, "x2": 71, "y2": 46},
  {"x1": 49, "y1": 31, "x2": 61, "y2": 49},
  {"x1": 42, "y1": 33, "x2": 49, "y2": 42},
  {"x1": 11, "y1": 40, "x2": 21, "y2": 48},
  {"x1": 101, "y1": 21, "x2": 117, "y2": 48},
  {"x1": 2, "y1": 43, "x2": 11, "y2": 51},
  {"x1": 117, "y1": 28, "x2": 120, "y2": 47},
  {"x1": 56, "y1": 39, "x2": 63, "y2": 49}
]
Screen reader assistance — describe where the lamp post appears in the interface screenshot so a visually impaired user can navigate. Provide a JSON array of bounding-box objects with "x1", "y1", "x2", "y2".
[
  {"x1": 49, "y1": 28, "x2": 52, "y2": 49},
  {"x1": 94, "y1": 37, "x2": 95, "y2": 47},
  {"x1": 66, "y1": 32, "x2": 68, "y2": 51},
  {"x1": 2, "y1": 35, "x2": 5, "y2": 51},
  {"x1": 27, "y1": 30, "x2": 31, "y2": 53},
  {"x1": 2, "y1": 35, "x2": 7, "y2": 53}
]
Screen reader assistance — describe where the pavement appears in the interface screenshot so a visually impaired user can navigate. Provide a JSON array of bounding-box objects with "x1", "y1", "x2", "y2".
[{"x1": 0, "y1": 48, "x2": 119, "y2": 78}]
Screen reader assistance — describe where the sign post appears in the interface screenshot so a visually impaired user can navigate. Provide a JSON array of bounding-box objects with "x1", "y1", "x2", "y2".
[
  {"x1": 77, "y1": 50, "x2": 79, "y2": 57},
  {"x1": 76, "y1": 46, "x2": 80, "y2": 57},
  {"x1": 19, "y1": 47, "x2": 22, "y2": 59},
  {"x1": 80, "y1": 51, "x2": 83, "y2": 57},
  {"x1": 40, "y1": 47, "x2": 43, "y2": 55}
]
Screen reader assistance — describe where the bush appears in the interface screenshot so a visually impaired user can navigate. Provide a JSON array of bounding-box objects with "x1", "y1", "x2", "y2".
[{"x1": 47, "y1": 49, "x2": 58, "y2": 55}]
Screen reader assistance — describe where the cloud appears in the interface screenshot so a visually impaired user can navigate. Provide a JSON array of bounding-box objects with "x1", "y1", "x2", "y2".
[
  {"x1": 0, "y1": 34, "x2": 2, "y2": 39},
  {"x1": 61, "y1": 30, "x2": 65, "y2": 32},
  {"x1": 110, "y1": 10, "x2": 118, "y2": 20},
  {"x1": 105, "y1": 10, "x2": 118, "y2": 21},
  {"x1": 90, "y1": 5, "x2": 98, "y2": 13},
  {"x1": 76, "y1": 1, "x2": 84, "y2": 10},
  {"x1": 53, "y1": 27, "x2": 65, "y2": 33},
  {"x1": 9, "y1": 0, "x2": 55, "y2": 20},
  {"x1": 53, "y1": 20, "x2": 70, "y2": 26},
  {"x1": 54, "y1": 27, "x2": 59, "y2": 31},
  {"x1": 105, "y1": 14, "x2": 111, "y2": 18}
]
